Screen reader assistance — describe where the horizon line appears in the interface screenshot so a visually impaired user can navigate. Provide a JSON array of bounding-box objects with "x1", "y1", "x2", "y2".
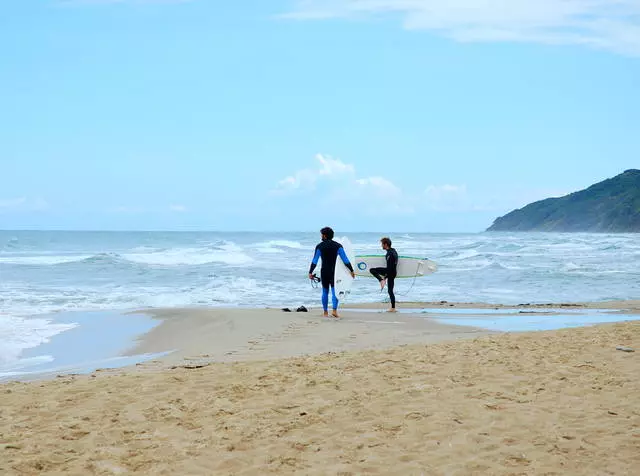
[{"x1": 0, "y1": 228, "x2": 490, "y2": 234}]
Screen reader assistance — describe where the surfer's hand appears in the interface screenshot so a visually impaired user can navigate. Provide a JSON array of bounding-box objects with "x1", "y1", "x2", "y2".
[
  {"x1": 308, "y1": 273, "x2": 314, "y2": 280},
  {"x1": 350, "y1": 271, "x2": 356, "y2": 278}
]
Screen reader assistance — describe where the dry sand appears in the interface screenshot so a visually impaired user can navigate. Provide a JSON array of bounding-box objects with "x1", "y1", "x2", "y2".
[{"x1": 1, "y1": 302, "x2": 638, "y2": 475}]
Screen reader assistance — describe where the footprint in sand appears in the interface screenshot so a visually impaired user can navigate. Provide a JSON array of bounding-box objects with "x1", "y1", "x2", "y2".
[{"x1": 243, "y1": 320, "x2": 321, "y2": 355}]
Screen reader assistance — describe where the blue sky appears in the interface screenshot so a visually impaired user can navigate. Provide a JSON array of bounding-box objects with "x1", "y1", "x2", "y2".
[{"x1": 1, "y1": 0, "x2": 638, "y2": 232}]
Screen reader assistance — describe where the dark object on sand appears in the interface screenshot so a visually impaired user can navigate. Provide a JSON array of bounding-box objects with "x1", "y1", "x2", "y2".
[{"x1": 281, "y1": 306, "x2": 308, "y2": 313}]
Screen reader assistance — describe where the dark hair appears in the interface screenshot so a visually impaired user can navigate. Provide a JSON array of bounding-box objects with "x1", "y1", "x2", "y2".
[
  {"x1": 320, "y1": 226, "x2": 334, "y2": 240},
  {"x1": 380, "y1": 237, "x2": 392, "y2": 247}
]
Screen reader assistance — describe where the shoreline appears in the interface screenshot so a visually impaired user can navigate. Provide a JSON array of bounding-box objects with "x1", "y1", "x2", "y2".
[
  {"x1": 3, "y1": 299, "x2": 639, "y2": 384},
  {"x1": 124, "y1": 297, "x2": 640, "y2": 364},
  {"x1": 1, "y1": 299, "x2": 638, "y2": 385},
  {"x1": 125, "y1": 299, "x2": 640, "y2": 366}
]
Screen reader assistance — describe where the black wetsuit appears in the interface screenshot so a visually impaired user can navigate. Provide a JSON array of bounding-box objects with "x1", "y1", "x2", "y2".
[{"x1": 370, "y1": 247, "x2": 398, "y2": 307}]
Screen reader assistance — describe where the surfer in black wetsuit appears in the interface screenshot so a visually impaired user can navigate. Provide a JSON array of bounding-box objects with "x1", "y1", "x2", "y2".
[
  {"x1": 308, "y1": 226, "x2": 355, "y2": 318},
  {"x1": 369, "y1": 236, "x2": 399, "y2": 312}
]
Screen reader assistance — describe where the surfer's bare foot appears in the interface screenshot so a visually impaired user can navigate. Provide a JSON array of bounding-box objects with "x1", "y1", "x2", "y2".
[
  {"x1": 331, "y1": 310, "x2": 340, "y2": 318},
  {"x1": 380, "y1": 279, "x2": 386, "y2": 290},
  {"x1": 322, "y1": 311, "x2": 329, "y2": 317},
  {"x1": 387, "y1": 308, "x2": 397, "y2": 313}
]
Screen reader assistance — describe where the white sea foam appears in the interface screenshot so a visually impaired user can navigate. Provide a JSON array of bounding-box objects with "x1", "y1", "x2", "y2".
[
  {"x1": 265, "y1": 240, "x2": 304, "y2": 249},
  {"x1": 0, "y1": 255, "x2": 91, "y2": 265},
  {"x1": 254, "y1": 247, "x2": 285, "y2": 254},
  {"x1": 0, "y1": 314, "x2": 77, "y2": 365},
  {"x1": 0, "y1": 355, "x2": 55, "y2": 379},
  {"x1": 251, "y1": 240, "x2": 304, "y2": 251},
  {"x1": 0, "y1": 275, "x2": 312, "y2": 318},
  {"x1": 124, "y1": 247, "x2": 253, "y2": 266},
  {"x1": 445, "y1": 250, "x2": 481, "y2": 261}
]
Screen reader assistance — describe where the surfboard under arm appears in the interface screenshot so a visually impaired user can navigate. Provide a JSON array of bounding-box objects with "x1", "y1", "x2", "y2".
[
  {"x1": 353, "y1": 254, "x2": 437, "y2": 278},
  {"x1": 334, "y1": 237, "x2": 356, "y2": 299}
]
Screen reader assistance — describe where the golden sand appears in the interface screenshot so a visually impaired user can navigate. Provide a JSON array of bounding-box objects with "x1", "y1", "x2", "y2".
[{"x1": 1, "y1": 319, "x2": 638, "y2": 475}]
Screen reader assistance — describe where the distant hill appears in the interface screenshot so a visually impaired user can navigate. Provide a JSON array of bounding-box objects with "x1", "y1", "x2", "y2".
[{"x1": 486, "y1": 169, "x2": 640, "y2": 232}]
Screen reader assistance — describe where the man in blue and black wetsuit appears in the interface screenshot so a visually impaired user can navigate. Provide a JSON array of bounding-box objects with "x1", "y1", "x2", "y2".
[
  {"x1": 308, "y1": 226, "x2": 355, "y2": 318},
  {"x1": 369, "y1": 236, "x2": 399, "y2": 312}
]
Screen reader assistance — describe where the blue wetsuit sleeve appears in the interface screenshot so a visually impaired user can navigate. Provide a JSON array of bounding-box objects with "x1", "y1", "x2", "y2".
[
  {"x1": 338, "y1": 247, "x2": 354, "y2": 273},
  {"x1": 309, "y1": 247, "x2": 321, "y2": 274}
]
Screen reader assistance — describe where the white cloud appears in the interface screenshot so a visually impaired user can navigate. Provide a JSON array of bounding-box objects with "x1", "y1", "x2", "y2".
[
  {"x1": 169, "y1": 204, "x2": 187, "y2": 212},
  {"x1": 0, "y1": 198, "x2": 27, "y2": 209},
  {"x1": 272, "y1": 155, "x2": 584, "y2": 222},
  {"x1": 273, "y1": 153, "x2": 356, "y2": 194},
  {"x1": 282, "y1": 1, "x2": 640, "y2": 56},
  {"x1": 0, "y1": 197, "x2": 49, "y2": 213},
  {"x1": 272, "y1": 154, "x2": 412, "y2": 215},
  {"x1": 317, "y1": 154, "x2": 356, "y2": 177},
  {"x1": 356, "y1": 176, "x2": 403, "y2": 200},
  {"x1": 425, "y1": 184, "x2": 467, "y2": 199},
  {"x1": 423, "y1": 184, "x2": 471, "y2": 211}
]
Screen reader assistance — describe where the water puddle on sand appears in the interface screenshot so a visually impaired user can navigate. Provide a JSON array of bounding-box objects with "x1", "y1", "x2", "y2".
[
  {"x1": 342, "y1": 307, "x2": 637, "y2": 332},
  {"x1": 0, "y1": 310, "x2": 175, "y2": 383}
]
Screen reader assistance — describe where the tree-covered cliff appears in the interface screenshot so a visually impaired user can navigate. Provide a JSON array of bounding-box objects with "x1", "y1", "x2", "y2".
[{"x1": 486, "y1": 169, "x2": 640, "y2": 232}]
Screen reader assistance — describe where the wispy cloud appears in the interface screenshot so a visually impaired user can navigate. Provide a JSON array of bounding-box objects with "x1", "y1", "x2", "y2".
[
  {"x1": 272, "y1": 154, "x2": 412, "y2": 214},
  {"x1": 282, "y1": 1, "x2": 640, "y2": 56},
  {"x1": 0, "y1": 198, "x2": 27, "y2": 210},
  {"x1": 423, "y1": 184, "x2": 470, "y2": 211},
  {"x1": 169, "y1": 204, "x2": 187, "y2": 212},
  {"x1": 356, "y1": 176, "x2": 403, "y2": 200},
  {"x1": 272, "y1": 153, "x2": 356, "y2": 194},
  {"x1": 0, "y1": 197, "x2": 49, "y2": 213},
  {"x1": 271, "y1": 154, "x2": 584, "y2": 222}
]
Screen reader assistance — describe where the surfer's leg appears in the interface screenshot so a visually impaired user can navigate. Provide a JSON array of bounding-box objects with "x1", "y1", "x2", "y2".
[
  {"x1": 370, "y1": 267, "x2": 384, "y2": 281},
  {"x1": 387, "y1": 275, "x2": 396, "y2": 311},
  {"x1": 331, "y1": 285, "x2": 338, "y2": 310},
  {"x1": 370, "y1": 267, "x2": 387, "y2": 290},
  {"x1": 321, "y1": 286, "x2": 329, "y2": 313},
  {"x1": 321, "y1": 272, "x2": 332, "y2": 315},
  {"x1": 329, "y1": 274, "x2": 339, "y2": 317}
]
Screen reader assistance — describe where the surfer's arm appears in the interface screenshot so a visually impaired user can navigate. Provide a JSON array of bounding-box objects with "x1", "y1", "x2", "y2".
[
  {"x1": 338, "y1": 247, "x2": 355, "y2": 273},
  {"x1": 386, "y1": 250, "x2": 398, "y2": 274},
  {"x1": 308, "y1": 247, "x2": 321, "y2": 274}
]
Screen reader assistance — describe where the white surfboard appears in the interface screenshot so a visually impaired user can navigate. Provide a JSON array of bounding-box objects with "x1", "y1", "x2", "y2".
[
  {"x1": 354, "y1": 254, "x2": 437, "y2": 278},
  {"x1": 334, "y1": 236, "x2": 356, "y2": 299}
]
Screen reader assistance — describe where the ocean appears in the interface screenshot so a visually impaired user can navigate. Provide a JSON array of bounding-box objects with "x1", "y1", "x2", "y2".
[{"x1": 1, "y1": 230, "x2": 639, "y2": 379}]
